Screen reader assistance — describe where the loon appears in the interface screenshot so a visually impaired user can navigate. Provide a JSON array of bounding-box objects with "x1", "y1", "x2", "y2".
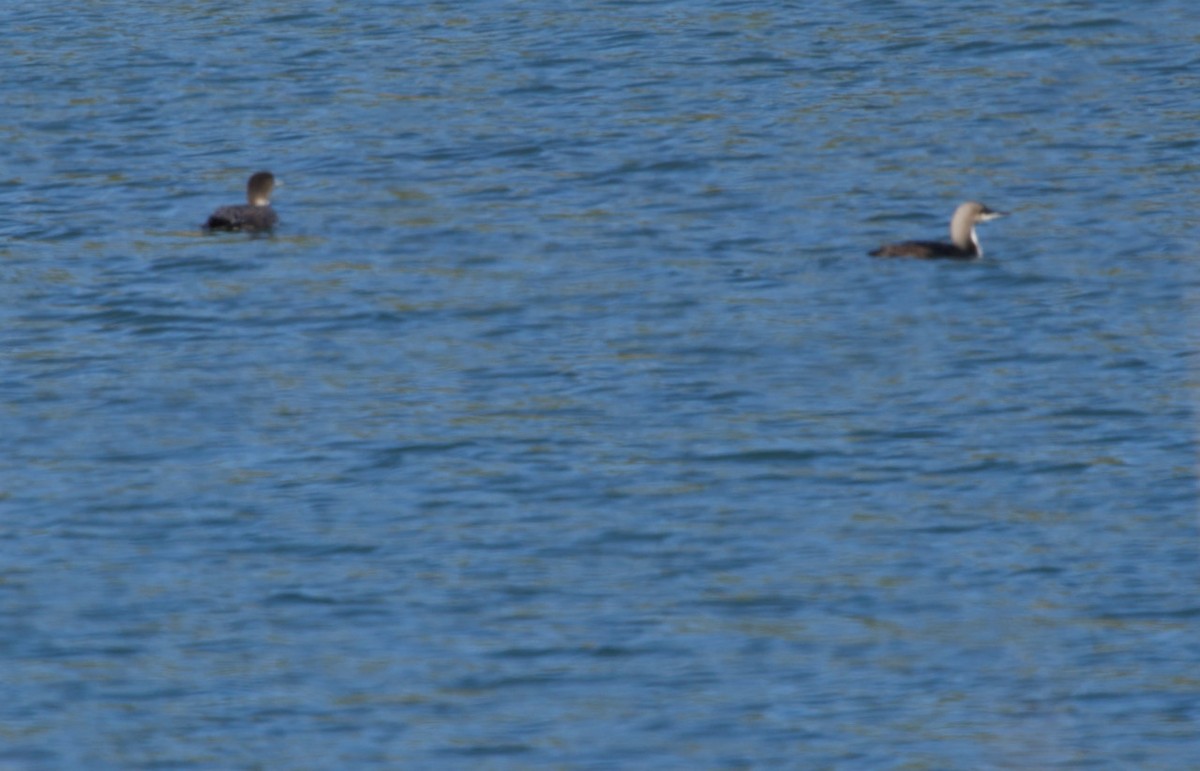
[
  {"x1": 870, "y1": 201, "x2": 1005, "y2": 259},
  {"x1": 204, "y1": 171, "x2": 279, "y2": 232}
]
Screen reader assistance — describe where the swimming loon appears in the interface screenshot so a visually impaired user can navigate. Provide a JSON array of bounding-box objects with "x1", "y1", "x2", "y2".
[
  {"x1": 870, "y1": 201, "x2": 1005, "y2": 259},
  {"x1": 204, "y1": 171, "x2": 279, "y2": 232}
]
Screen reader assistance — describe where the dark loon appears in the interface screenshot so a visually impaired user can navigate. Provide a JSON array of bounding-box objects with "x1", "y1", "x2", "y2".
[
  {"x1": 204, "y1": 171, "x2": 279, "y2": 232},
  {"x1": 870, "y1": 201, "x2": 1005, "y2": 259}
]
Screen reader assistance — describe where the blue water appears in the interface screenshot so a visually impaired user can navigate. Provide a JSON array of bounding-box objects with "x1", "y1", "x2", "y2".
[{"x1": 2, "y1": 1, "x2": 1197, "y2": 768}]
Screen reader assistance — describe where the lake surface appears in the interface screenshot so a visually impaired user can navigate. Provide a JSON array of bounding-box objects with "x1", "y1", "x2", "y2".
[{"x1": 2, "y1": 1, "x2": 1197, "y2": 767}]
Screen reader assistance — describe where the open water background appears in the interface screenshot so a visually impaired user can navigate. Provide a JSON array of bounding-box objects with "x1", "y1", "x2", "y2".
[{"x1": 2, "y1": 1, "x2": 1197, "y2": 768}]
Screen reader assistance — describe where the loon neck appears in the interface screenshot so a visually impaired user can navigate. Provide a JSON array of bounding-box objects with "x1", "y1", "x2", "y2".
[
  {"x1": 949, "y1": 204, "x2": 985, "y2": 255},
  {"x1": 951, "y1": 216, "x2": 973, "y2": 249},
  {"x1": 968, "y1": 226, "x2": 981, "y2": 256}
]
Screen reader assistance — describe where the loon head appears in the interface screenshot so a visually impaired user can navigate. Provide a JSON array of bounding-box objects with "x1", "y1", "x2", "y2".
[{"x1": 246, "y1": 171, "x2": 277, "y2": 207}]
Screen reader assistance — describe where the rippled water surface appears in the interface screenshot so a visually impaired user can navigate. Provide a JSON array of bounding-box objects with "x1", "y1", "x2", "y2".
[{"x1": 2, "y1": 1, "x2": 1197, "y2": 767}]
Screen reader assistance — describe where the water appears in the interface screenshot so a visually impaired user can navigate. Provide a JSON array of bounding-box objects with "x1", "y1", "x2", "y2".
[{"x1": 2, "y1": 1, "x2": 1197, "y2": 767}]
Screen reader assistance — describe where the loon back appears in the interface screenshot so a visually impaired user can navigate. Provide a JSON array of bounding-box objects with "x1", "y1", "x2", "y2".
[
  {"x1": 205, "y1": 204, "x2": 278, "y2": 232},
  {"x1": 869, "y1": 240, "x2": 977, "y2": 259}
]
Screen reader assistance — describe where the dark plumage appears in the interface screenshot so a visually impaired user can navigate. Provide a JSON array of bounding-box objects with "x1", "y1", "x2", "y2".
[
  {"x1": 871, "y1": 239, "x2": 977, "y2": 259},
  {"x1": 204, "y1": 171, "x2": 279, "y2": 232},
  {"x1": 870, "y1": 201, "x2": 1005, "y2": 259}
]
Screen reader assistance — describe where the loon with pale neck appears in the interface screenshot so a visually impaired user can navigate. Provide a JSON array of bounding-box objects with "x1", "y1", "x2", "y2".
[
  {"x1": 204, "y1": 171, "x2": 279, "y2": 232},
  {"x1": 870, "y1": 201, "x2": 1005, "y2": 259}
]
